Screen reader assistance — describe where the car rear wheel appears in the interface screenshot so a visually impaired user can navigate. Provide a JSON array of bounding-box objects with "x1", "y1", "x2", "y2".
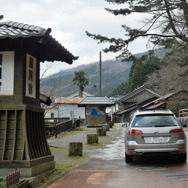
[
  {"x1": 178, "y1": 152, "x2": 187, "y2": 162},
  {"x1": 125, "y1": 153, "x2": 133, "y2": 163}
]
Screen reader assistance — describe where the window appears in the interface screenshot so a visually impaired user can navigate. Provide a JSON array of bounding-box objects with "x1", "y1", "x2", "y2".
[
  {"x1": 132, "y1": 114, "x2": 180, "y2": 127},
  {"x1": 51, "y1": 113, "x2": 54, "y2": 118}
]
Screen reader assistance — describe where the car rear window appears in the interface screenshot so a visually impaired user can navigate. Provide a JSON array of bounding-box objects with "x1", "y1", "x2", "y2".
[{"x1": 131, "y1": 114, "x2": 180, "y2": 127}]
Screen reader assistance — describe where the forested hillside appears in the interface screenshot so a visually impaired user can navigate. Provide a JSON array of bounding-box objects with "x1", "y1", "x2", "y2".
[
  {"x1": 40, "y1": 59, "x2": 132, "y2": 99},
  {"x1": 145, "y1": 47, "x2": 188, "y2": 95},
  {"x1": 40, "y1": 49, "x2": 169, "y2": 100}
]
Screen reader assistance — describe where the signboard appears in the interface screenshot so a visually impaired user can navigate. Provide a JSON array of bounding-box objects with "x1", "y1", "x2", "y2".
[
  {"x1": 0, "y1": 51, "x2": 14, "y2": 95},
  {"x1": 25, "y1": 54, "x2": 36, "y2": 98}
]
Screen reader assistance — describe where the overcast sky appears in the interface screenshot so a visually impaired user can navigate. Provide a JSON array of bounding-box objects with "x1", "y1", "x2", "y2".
[{"x1": 1, "y1": 0, "x2": 147, "y2": 77}]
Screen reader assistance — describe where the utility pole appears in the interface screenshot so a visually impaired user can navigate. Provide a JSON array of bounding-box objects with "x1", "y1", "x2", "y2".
[{"x1": 99, "y1": 51, "x2": 102, "y2": 97}]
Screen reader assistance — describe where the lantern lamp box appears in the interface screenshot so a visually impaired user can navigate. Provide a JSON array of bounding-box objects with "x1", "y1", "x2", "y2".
[
  {"x1": 0, "y1": 51, "x2": 14, "y2": 95},
  {"x1": 0, "y1": 21, "x2": 78, "y2": 178}
]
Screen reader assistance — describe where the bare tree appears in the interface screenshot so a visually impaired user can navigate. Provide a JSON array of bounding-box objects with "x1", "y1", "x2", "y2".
[{"x1": 146, "y1": 47, "x2": 188, "y2": 95}]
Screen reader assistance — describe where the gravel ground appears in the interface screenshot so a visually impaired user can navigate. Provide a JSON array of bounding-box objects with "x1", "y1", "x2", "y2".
[{"x1": 47, "y1": 123, "x2": 123, "y2": 164}]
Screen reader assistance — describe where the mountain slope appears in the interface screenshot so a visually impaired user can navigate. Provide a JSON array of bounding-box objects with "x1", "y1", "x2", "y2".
[
  {"x1": 40, "y1": 59, "x2": 132, "y2": 98},
  {"x1": 40, "y1": 49, "x2": 168, "y2": 99}
]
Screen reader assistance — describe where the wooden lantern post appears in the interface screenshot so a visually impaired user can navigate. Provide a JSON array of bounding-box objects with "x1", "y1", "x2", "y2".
[{"x1": 0, "y1": 21, "x2": 78, "y2": 177}]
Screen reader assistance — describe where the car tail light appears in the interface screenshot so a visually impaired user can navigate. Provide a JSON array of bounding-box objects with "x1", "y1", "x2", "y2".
[
  {"x1": 128, "y1": 130, "x2": 143, "y2": 135},
  {"x1": 170, "y1": 128, "x2": 184, "y2": 134}
]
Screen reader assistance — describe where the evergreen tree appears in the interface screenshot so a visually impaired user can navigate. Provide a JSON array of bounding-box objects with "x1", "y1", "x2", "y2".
[
  {"x1": 129, "y1": 56, "x2": 161, "y2": 91},
  {"x1": 108, "y1": 82, "x2": 129, "y2": 97},
  {"x1": 72, "y1": 70, "x2": 90, "y2": 98},
  {"x1": 86, "y1": 0, "x2": 188, "y2": 61}
]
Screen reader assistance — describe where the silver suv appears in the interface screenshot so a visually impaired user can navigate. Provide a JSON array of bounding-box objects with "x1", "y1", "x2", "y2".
[{"x1": 124, "y1": 110, "x2": 187, "y2": 163}]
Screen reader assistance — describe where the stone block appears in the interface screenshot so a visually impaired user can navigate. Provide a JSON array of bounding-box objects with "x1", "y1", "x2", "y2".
[
  {"x1": 108, "y1": 121, "x2": 114, "y2": 128},
  {"x1": 87, "y1": 134, "x2": 98, "y2": 144},
  {"x1": 69, "y1": 142, "x2": 83, "y2": 156},
  {"x1": 103, "y1": 124, "x2": 110, "y2": 131},
  {"x1": 96, "y1": 128, "x2": 106, "y2": 136}
]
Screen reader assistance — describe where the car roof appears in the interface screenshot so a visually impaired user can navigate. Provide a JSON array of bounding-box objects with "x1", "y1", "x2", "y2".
[{"x1": 134, "y1": 110, "x2": 174, "y2": 116}]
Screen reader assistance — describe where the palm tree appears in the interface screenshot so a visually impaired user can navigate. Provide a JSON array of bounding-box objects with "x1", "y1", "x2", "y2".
[{"x1": 72, "y1": 70, "x2": 90, "y2": 98}]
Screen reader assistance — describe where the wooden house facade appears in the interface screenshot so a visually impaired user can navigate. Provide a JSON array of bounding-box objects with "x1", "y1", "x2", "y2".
[{"x1": 78, "y1": 96, "x2": 114, "y2": 126}]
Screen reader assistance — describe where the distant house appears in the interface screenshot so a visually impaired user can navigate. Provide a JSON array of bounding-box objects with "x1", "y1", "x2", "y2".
[
  {"x1": 106, "y1": 96, "x2": 122, "y2": 116},
  {"x1": 115, "y1": 85, "x2": 160, "y2": 122},
  {"x1": 143, "y1": 90, "x2": 188, "y2": 117},
  {"x1": 78, "y1": 96, "x2": 114, "y2": 126},
  {"x1": 55, "y1": 97, "x2": 84, "y2": 120},
  {"x1": 54, "y1": 91, "x2": 94, "y2": 121},
  {"x1": 117, "y1": 85, "x2": 160, "y2": 111},
  {"x1": 115, "y1": 96, "x2": 159, "y2": 123},
  {"x1": 44, "y1": 105, "x2": 59, "y2": 119}
]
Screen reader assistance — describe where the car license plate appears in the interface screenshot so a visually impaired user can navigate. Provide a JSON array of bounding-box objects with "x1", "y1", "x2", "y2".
[{"x1": 144, "y1": 137, "x2": 170, "y2": 143}]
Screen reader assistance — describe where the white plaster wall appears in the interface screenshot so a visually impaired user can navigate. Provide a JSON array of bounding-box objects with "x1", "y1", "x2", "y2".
[
  {"x1": 45, "y1": 107, "x2": 59, "y2": 118},
  {"x1": 106, "y1": 105, "x2": 116, "y2": 114},
  {"x1": 58, "y1": 104, "x2": 85, "y2": 119}
]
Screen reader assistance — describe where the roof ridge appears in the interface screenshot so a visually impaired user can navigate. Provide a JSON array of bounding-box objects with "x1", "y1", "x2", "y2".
[
  {"x1": 0, "y1": 20, "x2": 78, "y2": 64},
  {"x1": 1, "y1": 21, "x2": 50, "y2": 36}
]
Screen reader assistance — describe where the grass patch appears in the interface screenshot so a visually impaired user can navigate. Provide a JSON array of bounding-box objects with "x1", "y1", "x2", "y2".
[
  {"x1": 32, "y1": 147, "x2": 89, "y2": 187},
  {"x1": 0, "y1": 181, "x2": 6, "y2": 187},
  {"x1": 32, "y1": 164, "x2": 75, "y2": 187},
  {"x1": 50, "y1": 147, "x2": 89, "y2": 164},
  {"x1": 86, "y1": 133, "x2": 114, "y2": 150}
]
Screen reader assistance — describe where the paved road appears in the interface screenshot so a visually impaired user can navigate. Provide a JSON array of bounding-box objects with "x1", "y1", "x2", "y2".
[
  {"x1": 46, "y1": 125, "x2": 188, "y2": 188},
  {"x1": 47, "y1": 158, "x2": 188, "y2": 188}
]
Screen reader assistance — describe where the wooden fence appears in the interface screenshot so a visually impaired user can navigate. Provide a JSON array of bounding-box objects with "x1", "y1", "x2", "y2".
[
  {"x1": 45, "y1": 118, "x2": 74, "y2": 137},
  {"x1": 6, "y1": 170, "x2": 20, "y2": 188}
]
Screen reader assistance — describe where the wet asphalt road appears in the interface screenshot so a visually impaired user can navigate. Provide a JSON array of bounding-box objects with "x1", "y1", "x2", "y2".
[{"x1": 46, "y1": 126, "x2": 188, "y2": 188}]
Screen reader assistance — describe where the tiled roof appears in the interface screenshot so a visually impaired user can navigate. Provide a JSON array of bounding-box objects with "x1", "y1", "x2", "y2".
[
  {"x1": 78, "y1": 96, "x2": 114, "y2": 106},
  {"x1": 0, "y1": 21, "x2": 47, "y2": 39},
  {"x1": 116, "y1": 105, "x2": 137, "y2": 115},
  {"x1": 0, "y1": 21, "x2": 78, "y2": 64},
  {"x1": 55, "y1": 97, "x2": 82, "y2": 104},
  {"x1": 117, "y1": 85, "x2": 160, "y2": 103},
  {"x1": 155, "y1": 92, "x2": 175, "y2": 101},
  {"x1": 141, "y1": 90, "x2": 188, "y2": 110},
  {"x1": 145, "y1": 102, "x2": 165, "y2": 110}
]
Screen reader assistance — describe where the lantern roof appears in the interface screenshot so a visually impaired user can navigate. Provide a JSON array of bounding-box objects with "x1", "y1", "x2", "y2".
[{"x1": 0, "y1": 21, "x2": 78, "y2": 64}]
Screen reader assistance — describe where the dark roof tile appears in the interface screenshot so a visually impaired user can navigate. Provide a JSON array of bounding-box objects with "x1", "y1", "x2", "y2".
[
  {"x1": 78, "y1": 96, "x2": 114, "y2": 106},
  {"x1": 0, "y1": 21, "x2": 47, "y2": 39},
  {"x1": 0, "y1": 21, "x2": 79, "y2": 64}
]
